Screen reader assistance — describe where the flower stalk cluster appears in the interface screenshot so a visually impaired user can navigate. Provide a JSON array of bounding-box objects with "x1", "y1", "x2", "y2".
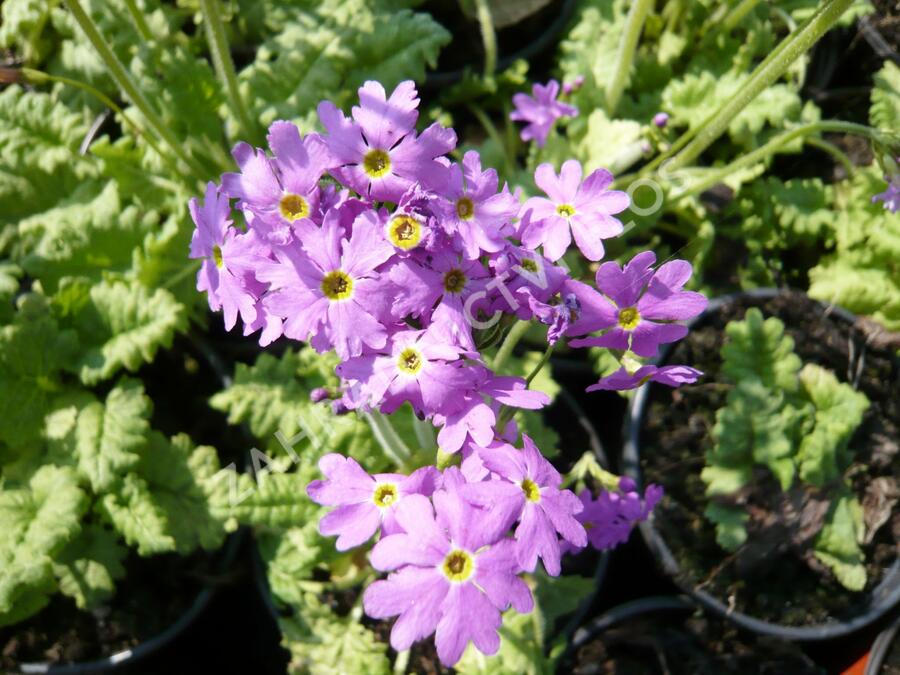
[{"x1": 189, "y1": 80, "x2": 707, "y2": 665}]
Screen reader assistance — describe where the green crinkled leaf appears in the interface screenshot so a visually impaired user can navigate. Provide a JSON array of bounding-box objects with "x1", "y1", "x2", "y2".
[
  {"x1": 706, "y1": 380, "x2": 800, "y2": 493},
  {"x1": 52, "y1": 524, "x2": 126, "y2": 610},
  {"x1": 0, "y1": 466, "x2": 87, "y2": 622},
  {"x1": 796, "y1": 364, "x2": 869, "y2": 487},
  {"x1": 869, "y1": 61, "x2": 900, "y2": 131},
  {"x1": 211, "y1": 348, "x2": 338, "y2": 439},
  {"x1": 814, "y1": 490, "x2": 867, "y2": 591},
  {"x1": 704, "y1": 502, "x2": 749, "y2": 552},
  {"x1": 18, "y1": 181, "x2": 157, "y2": 292},
  {"x1": 0, "y1": 0, "x2": 53, "y2": 61},
  {"x1": 230, "y1": 468, "x2": 321, "y2": 530},
  {"x1": 239, "y1": 2, "x2": 449, "y2": 130},
  {"x1": 0, "y1": 262, "x2": 22, "y2": 324},
  {"x1": 97, "y1": 472, "x2": 174, "y2": 555},
  {"x1": 258, "y1": 521, "x2": 335, "y2": 607},
  {"x1": 279, "y1": 592, "x2": 390, "y2": 675},
  {"x1": 132, "y1": 432, "x2": 227, "y2": 554},
  {"x1": 0, "y1": 293, "x2": 79, "y2": 447},
  {"x1": 720, "y1": 308, "x2": 802, "y2": 392},
  {"x1": 74, "y1": 378, "x2": 151, "y2": 493},
  {"x1": 63, "y1": 278, "x2": 188, "y2": 385},
  {"x1": 809, "y1": 261, "x2": 900, "y2": 332}
]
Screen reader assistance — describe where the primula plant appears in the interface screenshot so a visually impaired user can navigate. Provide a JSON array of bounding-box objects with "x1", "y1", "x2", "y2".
[
  {"x1": 702, "y1": 308, "x2": 871, "y2": 591},
  {"x1": 192, "y1": 79, "x2": 705, "y2": 667}
]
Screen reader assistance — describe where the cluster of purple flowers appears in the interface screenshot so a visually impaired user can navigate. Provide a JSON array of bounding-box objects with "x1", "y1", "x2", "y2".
[{"x1": 189, "y1": 80, "x2": 707, "y2": 665}]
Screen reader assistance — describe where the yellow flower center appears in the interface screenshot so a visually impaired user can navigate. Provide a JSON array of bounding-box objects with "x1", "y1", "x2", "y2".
[
  {"x1": 617, "y1": 307, "x2": 641, "y2": 330},
  {"x1": 441, "y1": 549, "x2": 474, "y2": 582},
  {"x1": 279, "y1": 193, "x2": 309, "y2": 222},
  {"x1": 456, "y1": 197, "x2": 475, "y2": 220},
  {"x1": 520, "y1": 258, "x2": 538, "y2": 273},
  {"x1": 363, "y1": 149, "x2": 391, "y2": 178},
  {"x1": 373, "y1": 483, "x2": 398, "y2": 508},
  {"x1": 321, "y1": 270, "x2": 354, "y2": 301},
  {"x1": 556, "y1": 203, "x2": 576, "y2": 218},
  {"x1": 521, "y1": 478, "x2": 541, "y2": 503},
  {"x1": 387, "y1": 215, "x2": 422, "y2": 250},
  {"x1": 443, "y1": 268, "x2": 467, "y2": 294},
  {"x1": 396, "y1": 347, "x2": 423, "y2": 375},
  {"x1": 212, "y1": 244, "x2": 224, "y2": 269}
]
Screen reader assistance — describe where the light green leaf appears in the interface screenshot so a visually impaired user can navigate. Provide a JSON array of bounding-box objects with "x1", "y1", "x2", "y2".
[
  {"x1": 0, "y1": 293, "x2": 78, "y2": 446},
  {"x1": 720, "y1": 308, "x2": 802, "y2": 392},
  {"x1": 53, "y1": 524, "x2": 126, "y2": 610},
  {"x1": 229, "y1": 469, "x2": 320, "y2": 530},
  {"x1": 239, "y1": 2, "x2": 449, "y2": 130},
  {"x1": 814, "y1": 490, "x2": 867, "y2": 591},
  {"x1": 258, "y1": 521, "x2": 335, "y2": 607},
  {"x1": 0, "y1": 466, "x2": 86, "y2": 621},
  {"x1": 796, "y1": 364, "x2": 869, "y2": 487},
  {"x1": 66, "y1": 278, "x2": 187, "y2": 385},
  {"x1": 74, "y1": 378, "x2": 151, "y2": 493},
  {"x1": 704, "y1": 502, "x2": 749, "y2": 552},
  {"x1": 97, "y1": 472, "x2": 175, "y2": 555},
  {"x1": 870, "y1": 61, "x2": 900, "y2": 131}
]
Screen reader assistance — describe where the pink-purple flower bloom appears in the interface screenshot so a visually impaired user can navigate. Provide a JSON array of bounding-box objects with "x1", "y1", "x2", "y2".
[
  {"x1": 461, "y1": 436, "x2": 586, "y2": 575},
  {"x1": 519, "y1": 160, "x2": 630, "y2": 261},
  {"x1": 364, "y1": 478, "x2": 534, "y2": 666},
  {"x1": 569, "y1": 480, "x2": 663, "y2": 552},
  {"x1": 307, "y1": 454, "x2": 440, "y2": 550},
  {"x1": 568, "y1": 251, "x2": 708, "y2": 358},
  {"x1": 510, "y1": 79, "x2": 577, "y2": 147},
  {"x1": 588, "y1": 364, "x2": 703, "y2": 391}
]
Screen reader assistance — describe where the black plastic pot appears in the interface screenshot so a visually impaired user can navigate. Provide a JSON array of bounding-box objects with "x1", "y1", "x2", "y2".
[
  {"x1": 621, "y1": 288, "x2": 900, "y2": 641},
  {"x1": 13, "y1": 337, "x2": 243, "y2": 674},
  {"x1": 865, "y1": 613, "x2": 900, "y2": 675},
  {"x1": 423, "y1": 0, "x2": 579, "y2": 90},
  {"x1": 252, "y1": 385, "x2": 611, "y2": 662}
]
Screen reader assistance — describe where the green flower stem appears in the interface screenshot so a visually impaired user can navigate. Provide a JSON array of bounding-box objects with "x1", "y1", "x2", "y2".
[
  {"x1": 492, "y1": 319, "x2": 530, "y2": 371},
  {"x1": 62, "y1": 0, "x2": 209, "y2": 182},
  {"x1": 472, "y1": 0, "x2": 498, "y2": 79},
  {"x1": 804, "y1": 136, "x2": 855, "y2": 177},
  {"x1": 411, "y1": 410, "x2": 437, "y2": 453},
  {"x1": 20, "y1": 68, "x2": 192, "y2": 185},
  {"x1": 364, "y1": 411, "x2": 414, "y2": 468},
  {"x1": 525, "y1": 342, "x2": 554, "y2": 387},
  {"x1": 122, "y1": 0, "x2": 153, "y2": 42},
  {"x1": 672, "y1": 120, "x2": 882, "y2": 201},
  {"x1": 393, "y1": 650, "x2": 411, "y2": 675},
  {"x1": 198, "y1": 0, "x2": 260, "y2": 146},
  {"x1": 468, "y1": 103, "x2": 515, "y2": 179},
  {"x1": 163, "y1": 259, "x2": 202, "y2": 289},
  {"x1": 664, "y1": 0, "x2": 854, "y2": 172},
  {"x1": 722, "y1": 0, "x2": 763, "y2": 32},
  {"x1": 605, "y1": 0, "x2": 653, "y2": 116}
]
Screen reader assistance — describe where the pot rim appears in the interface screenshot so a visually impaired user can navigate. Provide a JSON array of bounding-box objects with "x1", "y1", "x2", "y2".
[{"x1": 621, "y1": 287, "x2": 900, "y2": 641}]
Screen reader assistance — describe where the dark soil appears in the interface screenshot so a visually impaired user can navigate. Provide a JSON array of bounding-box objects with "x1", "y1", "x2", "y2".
[
  {"x1": 639, "y1": 290, "x2": 900, "y2": 626},
  {"x1": 569, "y1": 608, "x2": 822, "y2": 675},
  {"x1": 0, "y1": 545, "x2": 229, "y2": 669}
]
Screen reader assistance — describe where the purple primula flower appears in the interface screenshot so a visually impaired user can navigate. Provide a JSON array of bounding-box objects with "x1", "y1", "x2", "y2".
[
  {"x1": 434, "y1": 372, "x2": 549, "y2": 454},
  {"x1": 363, "y1": 475, "x2": 533, "y2": 667},
  {"x1": 437, "y1": 150, "x2": 518, "y2": 259},
  {"x1": 872, "y1": 175, "x2": 900, "y2": 213},
  {"x1": 519, "y1": 160, "x2": 629, "y2": 261},
  {"x1": 318, "y1": 80, "x2": 456, "y2": 202},
  {"x1": 567, "y1": 480, "x2": 663, "y2": 552},
  {"x1": 461, "y1": 436, "x2": 586, "y2": 575},
  {"x1": 388, "y1": 251, "x2": 491, "y2": 350},
  {"x1": 189, "y1": 182, "x2": 268, "y2": 331},
  {"x1": 308, "y1": 454, "x2": 440, "y2": 550},
  {"x1": 222, "y1": 122, "x2": 330, "y2": 243},
  {"x1": 568, "y1": 251, "x2": 708, "y2": 358},
  {"x1": 336, "y1": 324, "x2": 476, "y2": 415},
  {"x1": 587, "y1": 364, "x2": 703, "y2": 391},
  {"x1": 510, "y1": 79, "x2": 578, "y2": 147},
  {"x1": 518, "y1": 288, "x2": 580, "y2": 345},
  {"x1": 488, "y1": 245, "x2": 569, "y2": 319},
  {"x1": 258, "y1": 208, "x2": 395, "y2": 359}
]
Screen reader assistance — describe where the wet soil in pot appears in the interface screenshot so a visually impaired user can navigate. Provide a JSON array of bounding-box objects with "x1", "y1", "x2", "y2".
[{"x1": 639, "y1": 290, "x2": 899, "y2": 626}]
